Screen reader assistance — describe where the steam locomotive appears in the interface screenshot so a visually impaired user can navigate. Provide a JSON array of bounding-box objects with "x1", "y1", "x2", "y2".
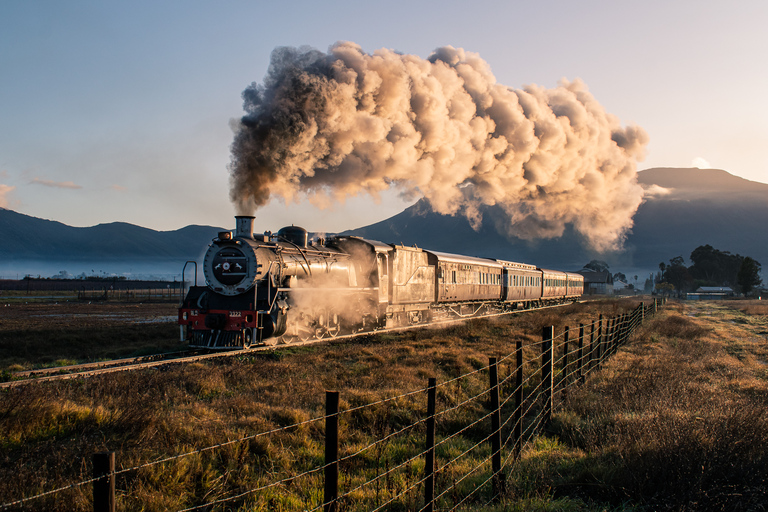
[{"x1": 178, "y1": 216, "x2": 584, "y2": 348}]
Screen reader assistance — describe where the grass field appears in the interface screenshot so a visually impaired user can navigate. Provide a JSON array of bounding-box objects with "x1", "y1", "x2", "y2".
[
  {"x1": 1, "y1": 298, "x2": 766, "y2": 510},
  {"x1": 0, "y1": 302, "x2": 184, "y2": 373}
]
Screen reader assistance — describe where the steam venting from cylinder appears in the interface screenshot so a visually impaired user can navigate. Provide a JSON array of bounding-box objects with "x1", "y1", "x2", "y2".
[{"x1": 229, "y1": 42, "x2": 649, "y2": 252}]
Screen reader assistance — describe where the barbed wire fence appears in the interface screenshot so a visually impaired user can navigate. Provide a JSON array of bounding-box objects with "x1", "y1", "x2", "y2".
[{"x1": 1, "y1": 299, "x2": 664, "y2": 511}]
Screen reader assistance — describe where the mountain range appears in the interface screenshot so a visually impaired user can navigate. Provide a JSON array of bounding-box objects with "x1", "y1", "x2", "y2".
[{"x1": 1, "y1": 168, "x2": 766, "y2": 278}]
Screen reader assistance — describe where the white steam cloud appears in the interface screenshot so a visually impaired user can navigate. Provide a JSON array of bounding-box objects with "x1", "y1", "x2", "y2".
[{"x1": 230, "y1": 42, "x2": 649, "y2": 252}]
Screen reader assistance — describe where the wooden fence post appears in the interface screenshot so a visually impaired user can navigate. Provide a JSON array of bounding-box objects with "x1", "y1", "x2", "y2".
[
  {"x1": 324, "y1": 391, "x2": 340, "y2": 512},
  {"x1": 489, "y1": 358, "x2": 505, "y2": 499},
  {"x1": 596, "y1": 315, "x2": 604, "y2": 369},
  {"x1": 513, "y1": 340, "x2": 523, "y2": 460},
  {"x1": 93, "y1": 451, "x2": 115, "y2": 512},
  {"x1": 622, "y1": 313, "x2": 630, "y2": 346},
  {"x1": 424, "y1": 378, "x2": 436, "y2": 512},
  {"x1": 541, "y1": 327, "x2": 554, "y2": 427},
  {"x1": 562, "y1": 326, "x2": 570, "y2": 399},
  {"x1": 577, "y1": 324, "x2": 585, "y2": 384},
  {"x1": 588, "y1": 321, "x2": 596, "y2": 374},
  {"x1": 606, "y1": 318, "x2": 614, "y2": 357}
]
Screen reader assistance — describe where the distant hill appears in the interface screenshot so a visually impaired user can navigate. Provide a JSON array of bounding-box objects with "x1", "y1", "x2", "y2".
[
  {"x1": 0, "y1": 208, "x2": 222, "y2": 262},
  {"x1": 342, "y1": 168, "x2": 768, "y2": 275},
  {"x1": 627, "y1": 168, "x2": 768, "y2": 273}
]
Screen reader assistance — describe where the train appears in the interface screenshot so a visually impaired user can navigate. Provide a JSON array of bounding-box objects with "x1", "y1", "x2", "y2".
[{"x1": 178, "y1": 216, "x2": 584, "y2": 348}]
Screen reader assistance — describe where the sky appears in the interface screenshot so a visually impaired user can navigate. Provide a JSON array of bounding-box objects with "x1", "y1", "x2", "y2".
[{"x1": 1, "y1": 0, "x2": 767, "y2": 233}]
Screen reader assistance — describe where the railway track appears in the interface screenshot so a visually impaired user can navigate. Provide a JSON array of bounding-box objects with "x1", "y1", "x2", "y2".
[{"x1": 1, "y1": 302, "x2": 575, "y2": 388}]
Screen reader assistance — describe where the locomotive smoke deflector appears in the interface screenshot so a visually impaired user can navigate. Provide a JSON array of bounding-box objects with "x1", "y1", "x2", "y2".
[{"x1": 235, "y1": 215, "x2": 255, "y2": 239}]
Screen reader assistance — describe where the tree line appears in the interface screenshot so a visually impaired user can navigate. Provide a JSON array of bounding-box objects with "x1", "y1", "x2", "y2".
[{"x1": 657, "y1": 244, "x2": 762, "y2": 296}]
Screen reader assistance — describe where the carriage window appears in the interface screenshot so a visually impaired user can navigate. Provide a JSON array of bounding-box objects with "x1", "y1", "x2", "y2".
[{"x1": 378, "y1": 254, "x2": 388, "y2": 276}]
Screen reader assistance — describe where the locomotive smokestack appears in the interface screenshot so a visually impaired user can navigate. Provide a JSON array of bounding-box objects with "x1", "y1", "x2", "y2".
[{"x1": 235, "y1": 215, "x2": 255, "y2": 239}]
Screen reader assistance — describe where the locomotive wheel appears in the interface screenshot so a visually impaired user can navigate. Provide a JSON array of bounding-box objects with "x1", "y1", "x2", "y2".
[
  {"x1": 292, "y1": 315, "x2": 314, "y2": 341},
  {"x1": 281, "y1": 326, "x2": 312, "y2": 343},
  {"x1": 326, "y1": 313, "x2": 341, "y2": 337},
  {"x1": 288, "y1": 312, "x2": 314, "y2": 342},
  {"x1": 297, "y1": 327, "x2": 313, "y2": 342},
  {"x1": 315, "y1": 314, "x2": 327, "y2": 339},
  {"x1": 243, "y1": 329, "x2": 253, "y2": 349}
]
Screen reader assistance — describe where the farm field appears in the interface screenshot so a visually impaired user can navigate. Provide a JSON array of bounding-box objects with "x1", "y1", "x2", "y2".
[
  {"x1": 0, "y1": 302, "x2": 184, "y2": 373},
  {"x1": 0, "y1": 298, "x2": 767, "y2": 510}
]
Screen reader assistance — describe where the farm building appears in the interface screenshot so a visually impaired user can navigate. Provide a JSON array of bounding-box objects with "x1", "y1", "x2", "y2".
[{"x1": 576, "y1": 270, "x2": 614, "y2": 295}]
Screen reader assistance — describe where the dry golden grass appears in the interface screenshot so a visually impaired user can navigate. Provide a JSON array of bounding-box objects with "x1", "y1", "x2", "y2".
[
  {"x1": 11, "y1": 297, "x2": 760, "y2": 511},
  {"x1": 1, "y1": 299, "x2": 648, "y2": 510},
  {"x1": 0, "y1": 303, "x2": 185, "y2": 373},
  {"x1": 546, "y1": 300, "x2": 768, "y2": 510}
]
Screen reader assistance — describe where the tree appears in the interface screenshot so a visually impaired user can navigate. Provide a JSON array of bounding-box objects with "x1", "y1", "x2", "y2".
[
  {"x1": 666, "y1": 256, "x2": 693, "y2": 294},
  {"x1": 689, "y1": 245, "x2": 742, "y2": 286},
  {"x1": 737, "y1": 257, "x2": 762, "y2": 295},
  {"x1": 613, "y1": 272, "x2": 627, "y2": 283},
  {"x1": 669, "y1": 256, "x2": 685, "y2": 267},
  {"x1": 655, "y1": 282, "x2": 674, "y2": 296},
  {"x1": 644, "y1": 276, "x2": 654, "y2": 294},
  {"x1": 584, "y1": 260, "x2": 610, "y2": 273}
]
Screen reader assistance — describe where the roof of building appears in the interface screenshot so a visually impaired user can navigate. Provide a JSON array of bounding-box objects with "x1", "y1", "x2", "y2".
[
  {"x1": 576, "y1": 270, "x2": 613, "y2": 284},
  {"x1": 696, "y1": 286, "x2": 734, "y2": 293}
]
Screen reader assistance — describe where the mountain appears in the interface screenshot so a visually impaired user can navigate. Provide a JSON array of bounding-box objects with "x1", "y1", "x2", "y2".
[
  {"x1": 342, "y1": 168, "x2": 768, "y2": 275},
  {"x1": 627, "y1": 168, "x2": 768, "y2": 272},
  {"x1": 0, "y1": 208, "x2": 222, "y2": 262}
]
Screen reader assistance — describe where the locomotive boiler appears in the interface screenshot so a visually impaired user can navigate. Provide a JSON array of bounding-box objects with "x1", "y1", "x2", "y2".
[{"x1": 178, "y1": 216, "x2": 584, "y2": 349}]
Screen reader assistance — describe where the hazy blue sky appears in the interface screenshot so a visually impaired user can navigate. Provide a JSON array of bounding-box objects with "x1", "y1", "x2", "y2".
[{"x1": 1, "y1": 0, "x2": 766, "y2": 232}]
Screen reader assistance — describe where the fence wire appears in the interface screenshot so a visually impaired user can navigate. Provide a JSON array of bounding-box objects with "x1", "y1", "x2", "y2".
[{"x1": 1, "y1": 300, "x2": 661, "y2": 511}]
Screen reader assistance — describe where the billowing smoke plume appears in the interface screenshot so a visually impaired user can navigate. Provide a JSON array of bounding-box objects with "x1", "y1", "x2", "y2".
[{"x1": 230, "y1": 42, "x2": 648, "y2": 252}]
